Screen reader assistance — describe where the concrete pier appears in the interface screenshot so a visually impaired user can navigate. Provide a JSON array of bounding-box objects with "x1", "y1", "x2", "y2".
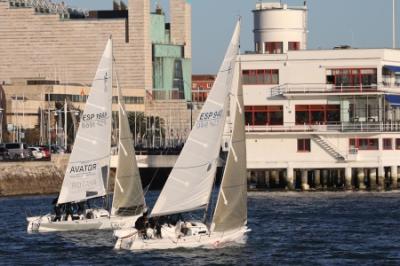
[
  {"x1": 265, "y1": 170, "x2": 270, "y2": 189},
  {"x1": 321, "y1": 169, "x2": 329, "y2": 190},
  {"x1": 286, "y1": 168, "x2": 295, "y2": 190},
  {"x1": 247, "y1": 166, "x2": 400, "y2": 192},
  {"x1": 301, "y1": 170, "x2": 310, "y2": 191},
  {"x1": 357, "y1": 168, "x2": 366, "y2": 190},
  {"x1": 271, "y1": 170, "x2": 279, "y2": 187},
  {"x1": 378, "y1": 167, "x2": 385, "y2": 190},
  {"x1": 369, "y1": 168, "x2": 377, "y2": 190},
  {"x1": 314, "y1": 170, "x2": 321, "y2": 189},
  {"x1": 393, "y1": 166, "x2": 399, "y2": 189},
  {"x1": 345, "y1": 167, "x2": 352, "y2": 190}
]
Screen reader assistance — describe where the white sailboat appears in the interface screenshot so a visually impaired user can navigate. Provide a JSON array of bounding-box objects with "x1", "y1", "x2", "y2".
[
  {"x1": 27, "y1": 37, "x2": 145, "y2": 232},
  {"x1": 114, "y1": 20, "x2": 248, "y2": 250}
]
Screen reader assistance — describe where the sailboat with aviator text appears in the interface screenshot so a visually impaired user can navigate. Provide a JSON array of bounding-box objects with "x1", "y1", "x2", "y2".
[
  {"x1": 27, "y1": 37, "x2": 146, "y2": 232},
  {"x1": 114, "y1": 20, "x2": 249, "y2": 250}
]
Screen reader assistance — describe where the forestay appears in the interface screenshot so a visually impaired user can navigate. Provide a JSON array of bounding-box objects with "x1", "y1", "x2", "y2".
[
  {"x1": 111, "y1": 74, "x2": 146, "y2": 216},
  {"x1": 151, "y1": 21, "x2": 241, "y2": 217},
  {"x1": 211, "y1": 60, "x2": 247, "y2": 232},
  {"x1": 58, "y1": 38, "x2": 113, "y2": 205}
]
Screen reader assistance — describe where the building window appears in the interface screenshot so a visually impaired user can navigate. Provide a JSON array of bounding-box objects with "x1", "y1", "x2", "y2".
[
  {"x1": 327, "y1": 68, "x2": 377, "y2": 89},
  {"x1": 288, "y1": 41, "x2": 300, "y2": 51},
  {"x1": 264, "y1": 42, "x2": 283, "y2": 54},
  {"x1": 295, "y1": 105, "x2": 340, "y2": 125},
  {"x1": 173, "y1": 59, "x2": 184, "y2": 99},
  {"x1": 245, "y1": 106, "x2": 283, "y2": 126},
  {"x1": 383, "y1": 138, "x2": 393, "y2": 150},
  {"x1": 396, "y1": 139, "x2": 400, "y2": 149},
  {"x1": 349, "y1": 138, "x2": 379, "y2": 150},
  {"x1": 242, "y1": 69, "x2": 279, "y2": 85},
  {"x1": 297, "y1": 139, "x2": 311, "y2": 152}
]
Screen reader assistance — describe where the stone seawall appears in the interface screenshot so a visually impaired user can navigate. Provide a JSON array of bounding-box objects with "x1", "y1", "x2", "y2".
[{"x1": 0, "y1": 155, "x2": 69, "y2": 197}]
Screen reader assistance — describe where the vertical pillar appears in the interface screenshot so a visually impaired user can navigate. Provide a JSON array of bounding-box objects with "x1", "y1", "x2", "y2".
[
  {"x1": 369, "y1": 168, "x2": 377, "y2": 190},
  {"x1": 392, "y1": 165, "x2": 399, "y2": 189},
  {"x1": 314, "y1": 169, "x2": 321, "y2": 189},
  {"x1": 357, "y1": 168, "x2": 366, "y2": 190},
  {"x1": 247, "y1": 170, "x2": 252, "y2": 184},
  {"x1": 271, "y1": 170, "x2": 279, "y2": 186},
  {"x1": 265, "y1": 170, "x2": 270, "y2": 189},
  {"x1": 286, "y1": 167, "x2": 294, "y2": 190},
  {"x1": 250, "y1": 171, "x2": 257, "y2": 184},
  {"x1": 345, "y1": 167, "x2": 352, "y2": 190},
  {"x1": 378, "y1": 166, "x2": 385, "y2": 190},
  {"x1": 337, "y1": 169, "x2": 343, "y2": 189},
  {"x1": 322, "y1": 169, "x2": 329, "y2": 189},
  {"x1": 301, "y1": 170, "x2": 310, "y2": 191}
]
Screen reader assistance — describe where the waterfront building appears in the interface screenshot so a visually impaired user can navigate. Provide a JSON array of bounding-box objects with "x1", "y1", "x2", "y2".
[
  {"x1": 192, "y1": 75, "x2": 216, "y2": 103},
  {"x1": 242, "y1": 2, "x2": 400, "y2": 190},
  {"x1": 0, "y1": 0, "x2": 192, "y2": 144},
  {"x1": 0, "y1": 0, "x2": 191, "y2": 101}
]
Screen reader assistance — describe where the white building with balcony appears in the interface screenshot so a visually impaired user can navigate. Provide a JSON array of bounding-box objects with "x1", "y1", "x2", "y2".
[{"x1": 242, "y1": 2, "x2": 400, "y2": 190}]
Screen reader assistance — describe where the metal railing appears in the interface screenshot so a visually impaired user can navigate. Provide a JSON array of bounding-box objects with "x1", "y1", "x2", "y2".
[
  {"x1": 269, "y1": 83, "x2": 399, "y2": 97},
  {"x1": 245, "y1": 122, "x2": 400, "y2": 133}
]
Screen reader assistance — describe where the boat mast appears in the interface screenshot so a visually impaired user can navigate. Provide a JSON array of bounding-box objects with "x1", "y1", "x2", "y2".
[{"x1": 104, "y1": 35, "x2": 114, "y2": 212}]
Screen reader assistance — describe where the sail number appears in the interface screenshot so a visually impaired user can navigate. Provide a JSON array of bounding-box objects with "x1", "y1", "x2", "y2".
[
  {"x1": 197, "y1": 110, "x2": 223, "y2": 128},
  {"x1": 82, "y1": 112, "x2": 108, "y2": 128},
  {"x1": 82, "y1": 112, "x2": 107, "y2": 121}
]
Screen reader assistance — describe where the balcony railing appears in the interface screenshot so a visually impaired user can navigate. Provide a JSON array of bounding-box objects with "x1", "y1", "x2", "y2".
[
  {"x1": 245, "y1": 122, "x2": 400, "y2": 133},
  {"x1": 270, "y1": 83, "x2": 398, "y2": 97}
]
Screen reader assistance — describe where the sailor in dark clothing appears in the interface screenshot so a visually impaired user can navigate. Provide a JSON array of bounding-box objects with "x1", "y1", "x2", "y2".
[
  {"x1": 135, "y1": 211, "x2": 148, "y2": 239},
  {"x1": 65, "y1": 203, "x2": 73, "y2": 221},
  {"x1": 52, "y1": 196, "x2": 61, "y2": 222}
]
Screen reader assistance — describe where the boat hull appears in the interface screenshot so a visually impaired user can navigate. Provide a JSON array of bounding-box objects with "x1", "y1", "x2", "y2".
[
  {"x1": 114, "y1": 224, "x2": 249, "y2": 250},
  {"x1": 27, "y1": 210, "x2": 140, "y2": 233}
]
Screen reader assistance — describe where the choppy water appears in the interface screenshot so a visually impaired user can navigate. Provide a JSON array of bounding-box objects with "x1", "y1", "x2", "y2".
[{"x1": 1, "y1": 191, "x2": 400, "y2": 265}]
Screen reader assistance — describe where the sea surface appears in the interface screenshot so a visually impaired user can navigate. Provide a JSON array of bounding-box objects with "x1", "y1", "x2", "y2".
[{"x1": 1, "y1": 191, "x2": 400, "y2": 265}]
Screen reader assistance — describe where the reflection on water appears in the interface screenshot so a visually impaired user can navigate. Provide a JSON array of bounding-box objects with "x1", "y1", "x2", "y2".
[{"x1": 1, "y1": 191, "x2": 400, "y2": 265}]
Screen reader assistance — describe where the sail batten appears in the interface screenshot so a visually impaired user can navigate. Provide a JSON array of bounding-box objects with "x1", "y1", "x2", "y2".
[
  {"x1": 57, "y1": 39, "x2": 113, "y2": 205},
  {"x1": 150, "y1": 21, "x2": 241, "y2": 218}
]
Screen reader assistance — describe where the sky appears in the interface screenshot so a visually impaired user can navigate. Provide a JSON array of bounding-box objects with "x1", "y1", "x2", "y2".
[{"x1": 64, "y1": 0, "x2": 400, "y2": 74}]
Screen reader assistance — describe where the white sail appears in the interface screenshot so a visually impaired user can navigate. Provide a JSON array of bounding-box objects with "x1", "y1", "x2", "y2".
[
  {"x1": 151, "y1": 21, "x2": 241, "y2": 217},
  {"x1": 111, "y1": 76, "x2": 146, "y2": 216},
  {"x1": 58, "y1": 38, "x2": 113, "y2": 205},
  {"x1": 211, "y1": 60, "x2": 247, "y2": 232}
]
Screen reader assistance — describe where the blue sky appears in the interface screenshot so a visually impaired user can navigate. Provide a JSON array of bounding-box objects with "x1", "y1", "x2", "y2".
[{"x1": 64, "y1": 0, "x2": 400, "y2": 74}]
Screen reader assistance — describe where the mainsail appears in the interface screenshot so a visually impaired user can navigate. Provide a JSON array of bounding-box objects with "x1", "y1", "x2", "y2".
[
  {"x1": 211, "y1": 60, "x2": 247, "y2": 232},
  {"x1": 151, "y1": 21, "x2": 241, "y2": 217},
  {"x1": 111, "y1": 75, "x2": 146, "y2": 216},
  {"x1": 58, "y1": 38, "x2": 113, "y2": 205}
]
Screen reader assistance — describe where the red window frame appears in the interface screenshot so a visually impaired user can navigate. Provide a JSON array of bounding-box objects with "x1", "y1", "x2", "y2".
[
  {"x1": 242, "y1": 69, "x2": 279, "y2": 85},
  {"x1": 349, "y1": 138, "x2": 379, "y2": 150},
  {"x1": 295, "y1": 105, "x2": 341, "y2": 125},
  {"x1": 297, "y1": 139, "x2": 311, "y2": 152},
  {"x1": 329, "y1": 68, "x2": 377, "y2": 89},
  {"x1": 288, "y1": 41, "x2": 300, "y2": 51},
  {"x1": 264, "y1": 42, "x2": 283, "y2": 54},
  {"x1": 383, "y1": 138, "x2": 393, "y2": 150},
  {"x1": 245, "y1": 105, "x2": 284, "y2": 126}
]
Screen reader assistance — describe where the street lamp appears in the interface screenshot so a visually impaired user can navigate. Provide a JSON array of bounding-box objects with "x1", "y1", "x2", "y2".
[{"x1": 187, "y1": 101, "x2": 193, "y2": 130}]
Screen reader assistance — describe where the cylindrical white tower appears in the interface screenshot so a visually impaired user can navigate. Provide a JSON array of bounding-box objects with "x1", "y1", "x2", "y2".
[{"x1": 253, "y1": 2, "x2": 308, "y2": 54}]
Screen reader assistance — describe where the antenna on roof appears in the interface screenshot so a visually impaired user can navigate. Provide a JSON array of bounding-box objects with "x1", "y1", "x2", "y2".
[{"x1": 393, "y1": 0, "x2": 396, "y2": 48}]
